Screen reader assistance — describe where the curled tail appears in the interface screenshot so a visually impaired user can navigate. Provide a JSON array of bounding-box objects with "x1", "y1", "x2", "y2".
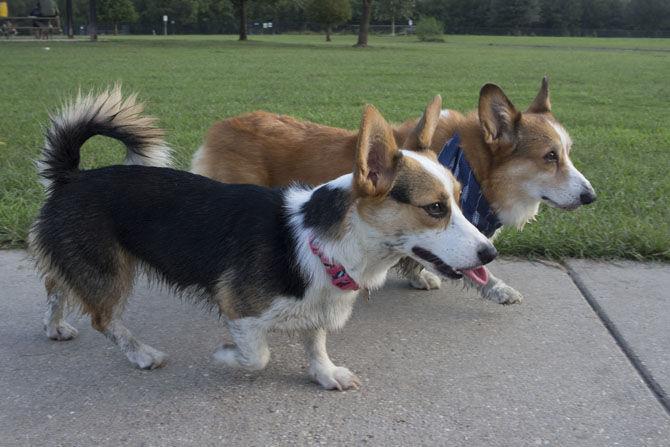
[{"x1": 38, "y1": 85, "x2": 172, "y2": 187}]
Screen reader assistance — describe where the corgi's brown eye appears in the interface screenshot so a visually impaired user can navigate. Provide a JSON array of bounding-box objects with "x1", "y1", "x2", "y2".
[
  {"x1": 544, "y1": 151, "x2": 558, "y2": 163},
  {"x1": 422, "y1": 202, "x2": 448, "y2": 218}
]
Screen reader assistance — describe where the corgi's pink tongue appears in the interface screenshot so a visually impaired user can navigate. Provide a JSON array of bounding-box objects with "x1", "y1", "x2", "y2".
[{"x1": 461, "y1": 266, "x2": 489, "y2": 286}]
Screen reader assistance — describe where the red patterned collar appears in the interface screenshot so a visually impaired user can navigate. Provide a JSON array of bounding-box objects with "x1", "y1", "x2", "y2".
[{"x1": 308, "y1": 237, "x2": 359, "y2": 291}]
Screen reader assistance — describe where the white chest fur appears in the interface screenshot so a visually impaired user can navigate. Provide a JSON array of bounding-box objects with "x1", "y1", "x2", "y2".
[{"x1": 257, "y1": 286, "x2": 359, "y2": 333}]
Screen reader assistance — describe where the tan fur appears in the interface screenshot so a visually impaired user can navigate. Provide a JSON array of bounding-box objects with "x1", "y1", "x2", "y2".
[
  {"x1": 359, "y1": 156, "x2": 453, "y2": 231},
  {"x1": 352, "y1": 108, "x2": 457, "y2": 237},
  {"x1": 193, "y1": 111, "x2": 360, "y2": 186},
  {"x1": 214, "y1": 273, "x2": 241, "y2": 320},
  {"x1": 353, "y1": 105, "x2": 403, "y2": 198},
  {"x1": 191, "y1": 79, "x2": 572, "y2": 224},
  {"x1": 402, "y1": 95, "x2": 442, "y2": 151},
  {"x1": 31, "y1": 238, "x2": 136, "y2": 331},
  {"x1": 191, "y1": 99, "x2": 440, "y2": 187}
]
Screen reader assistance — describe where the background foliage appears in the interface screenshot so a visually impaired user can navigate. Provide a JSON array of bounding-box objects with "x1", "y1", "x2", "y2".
[{"x1": 4, "y1": 0, "x2": 669, "y2": 35}]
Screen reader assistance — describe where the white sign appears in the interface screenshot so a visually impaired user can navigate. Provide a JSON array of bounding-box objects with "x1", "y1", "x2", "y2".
[
  {"x1": 163, "y1": 15, "x2": 168, "y2": 22},
  {"x1": 263, "y1": 23, "x2": 268, "y2": 29},
  {"x1": 268, "y1": 22, "x2": 273, "y2": 28},
  {"x1": 408, "y1": 19, "x2": 413, "y2": 26}
]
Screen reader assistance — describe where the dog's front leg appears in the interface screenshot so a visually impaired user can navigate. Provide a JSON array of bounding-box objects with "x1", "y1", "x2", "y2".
[
  {"x1": 302, "y1": 328, "x2": 360, "y2": 391},
  {"x1": 397, "y1": 257, "x2": 441, "y2": 290},
  {"x1": 466, "y1": 268, "x2": 523, "y2": 304},
  {"x1": 213, "y1": 318, "x2": 270, "y2": 371}
]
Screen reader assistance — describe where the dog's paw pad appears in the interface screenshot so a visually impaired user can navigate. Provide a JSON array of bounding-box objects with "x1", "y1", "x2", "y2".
[
  {"x1": 409, "y1": 269, "x2": 442, "y2": 290},
  {"x1": 45, "y1": 322, "x2": 78, "y2": 341},
  {"x1": 127, "y1": 345, "x2": 167, "y2": 370},
  {"x1": 313, "y1": 366, "x2": 361, "y2": 391},
  {"x1": 486, "y1": 284, "x2": 523, "y2": 305}
]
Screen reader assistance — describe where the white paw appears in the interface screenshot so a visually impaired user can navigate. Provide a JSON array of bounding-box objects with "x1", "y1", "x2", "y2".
[
  {"x1": 45, "y1": 322, "x2": 78, "y2": 341},
  {"x1": 311, "y1": 366, "x2": 361, "y2": 391},
  {"x1": 126, "y1": 345, "x2": 167, "y2": 370},
  {"x1": 212, "y1": 345, "x2": 240, "y2": 368},
  {"x1": 409, "y1": 269, "x2": 442, "y2": 290},
  {"x1": 484, "y1": 283, "x2": 523, "y2": 305},
  {"x1": 213, "y1": 344, "x2": 269, "y2": 371}
]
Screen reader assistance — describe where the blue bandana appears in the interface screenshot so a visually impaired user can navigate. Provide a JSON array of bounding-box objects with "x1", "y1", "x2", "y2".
[{"x1": 437, "y1": 133, "x2": 502, "y2": 237}]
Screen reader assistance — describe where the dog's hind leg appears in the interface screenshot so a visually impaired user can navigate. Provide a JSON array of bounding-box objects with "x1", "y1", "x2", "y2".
[
  {"x1": 302, "y1": 328, "x2": 360, "y2": 391},
  {"x1": 213, "y1": 318, "x2": 270, "y2": 371},
  {"x1": 465, "y1": 269, "x2": 523, "y2": 305},
  {"x1": 102, "y1": 319, "x2": 167, "y2": 370},
  {"x1": 43, "y1": 276, "x2": 78, "y2": 341},
  {"x1": 83, "y1": 250, "x2": 166, "y2": 369}
]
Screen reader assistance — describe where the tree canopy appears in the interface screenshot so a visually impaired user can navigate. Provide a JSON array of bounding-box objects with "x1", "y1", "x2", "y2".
[
  {"x1": 5, "y1": 0, "x2": 664, "y2": 36},
  {"x1": 305, "y1": 0, "x2": 352, "y2": 41}
]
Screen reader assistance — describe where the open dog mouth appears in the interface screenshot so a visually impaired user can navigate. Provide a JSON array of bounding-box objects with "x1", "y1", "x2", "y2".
[
  {"x1": 541, "y1": 196, "x2": 580, "y2": 211},
  {"x1": 412, "y1": 247, "x2": 489, "y2": 285}
]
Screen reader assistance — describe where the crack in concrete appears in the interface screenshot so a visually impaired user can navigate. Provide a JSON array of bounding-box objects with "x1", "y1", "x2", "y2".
[{"x1": 564, "y1": 262, "x2": 670, "y2": 417}]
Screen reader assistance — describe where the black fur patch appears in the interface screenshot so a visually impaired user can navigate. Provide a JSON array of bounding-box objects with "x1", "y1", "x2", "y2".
[
  {"x1": 389, "y1": 181, "x2": 411, "y2": 204},
  {"x1": 301, "y1": 185, "x2": 352, "y2": 237},
  {"x1": 42, "y1": 112, "x2": 149, "y2": 186},
  {"x1": 33, "y1": 166, "x2": 308, "y2": 316}
]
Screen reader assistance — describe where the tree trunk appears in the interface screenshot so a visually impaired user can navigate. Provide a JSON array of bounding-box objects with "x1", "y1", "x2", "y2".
[
  {"x1": 238, "y1": 0, "x2": 247, "y2": 41},
  {"x1": 354, "y1": 0, "x2": 372, "y2": 47},
  {"x1": 88, "y1": 0, "x2": 97, "y2": 41},
  {"x1": 326, "y1": 24, "x2": 331, "y2": 42},
  {"x1": 391, "y1": 15, "x2": 395, "y2": 36},
  {"x1": 66, "y1": 0, "x2": 74, "y2": 38}
]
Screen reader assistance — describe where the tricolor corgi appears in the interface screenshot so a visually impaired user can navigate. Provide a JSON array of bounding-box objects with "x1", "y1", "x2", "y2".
[
  {"x1": 30, "y1": 87, "x2": 496, "y2": 390},
  {"x1": 191, "y1": 78, "x2": 596, "y2": 304}
]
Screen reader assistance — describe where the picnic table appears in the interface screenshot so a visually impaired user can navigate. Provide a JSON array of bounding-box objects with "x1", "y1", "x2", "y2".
[{"x1": 1, "y1": 16, "x2": 61, "y2": 39}]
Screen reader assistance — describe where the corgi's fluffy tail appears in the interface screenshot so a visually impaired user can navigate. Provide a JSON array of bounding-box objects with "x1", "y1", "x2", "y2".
[{"x1": 38, "y1": 85, "x2": 171, "y2": 188}]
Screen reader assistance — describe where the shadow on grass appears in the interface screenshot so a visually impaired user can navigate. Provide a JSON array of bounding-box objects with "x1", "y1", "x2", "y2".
[{"x1": 97, "y1": 37, "x2": 407, "y2": 52}]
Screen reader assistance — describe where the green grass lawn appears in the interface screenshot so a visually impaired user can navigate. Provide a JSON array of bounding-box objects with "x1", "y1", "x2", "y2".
[{"x1": 1, "y1": 34, "x2": 668, "y2": 260}]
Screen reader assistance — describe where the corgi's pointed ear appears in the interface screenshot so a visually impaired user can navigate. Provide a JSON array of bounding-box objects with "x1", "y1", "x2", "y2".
[
  {"x1": 402, "y1": 95, "x2": 442, "y2": 151},
  {"x1": 479, "y1": 83, "x2": 521, "y2": 147},
  {"x1": 526, "y1": 76, "x2": 551, "y2": 114},
  {"x1": 354, "y1": 105, "x2": 402, "y2": 197}
]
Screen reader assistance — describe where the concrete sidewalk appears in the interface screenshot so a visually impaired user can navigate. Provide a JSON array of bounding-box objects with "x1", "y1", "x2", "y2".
[{"x1": 0, "y1": 250, "x2": 668, "y2": 446}]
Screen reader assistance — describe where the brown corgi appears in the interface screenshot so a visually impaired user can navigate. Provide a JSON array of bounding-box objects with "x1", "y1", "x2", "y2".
[{"x1": 191, "y1": 78, "x2": 596, "y2": 304}]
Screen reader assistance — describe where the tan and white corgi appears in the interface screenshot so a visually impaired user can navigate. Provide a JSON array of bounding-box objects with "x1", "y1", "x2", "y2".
[
  {"x1": 192, "y1": 78, "x2": 596, "y2": 304},
  {"x1": 31, "y1": 88, "x2": 495, "y2": 390}
]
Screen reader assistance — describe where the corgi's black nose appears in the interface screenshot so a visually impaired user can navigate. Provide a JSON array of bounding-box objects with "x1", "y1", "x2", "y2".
[
  {"x1": 477, "y1": 245, "x2": 497, "y2": 265},
  {"x1": 580, "y1": 190, "x2": 596, "y2": 205}
]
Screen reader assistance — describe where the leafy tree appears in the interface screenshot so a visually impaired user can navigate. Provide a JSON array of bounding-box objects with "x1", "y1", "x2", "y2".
[
  {"x1": 415, "y1": 15, "x2": 443, "y2": 41},
  {"x1": 354, "y1": 0, "x2": 372, "y2": 47},
  {"x1": 627, "y1": 0, "x2": 670, "y2": 32},
  {"x1": 488, "y1": 0, "x2": 540, "y2": 32},
  {"x1": 98, "y1": 0, "x2": 138, "y2": 34},
  {"x1": 415, "y1": 0, "x2": 490, "y2": 32},
  {"x1": 197, "y1": 0, "x2": 235, "y2": 33},
  {"x1": 539, "y1": 0, "x2": 581, "y2": 34},
  {"x1": 375, "y1": 0, "x2": 413, "y2": 36},
  {"x1": 133, "y1": 0, "x2": 199, "y2": 33},
  {"x1": 305, "y1": 0, "x2": 351, "y2": 41}
]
